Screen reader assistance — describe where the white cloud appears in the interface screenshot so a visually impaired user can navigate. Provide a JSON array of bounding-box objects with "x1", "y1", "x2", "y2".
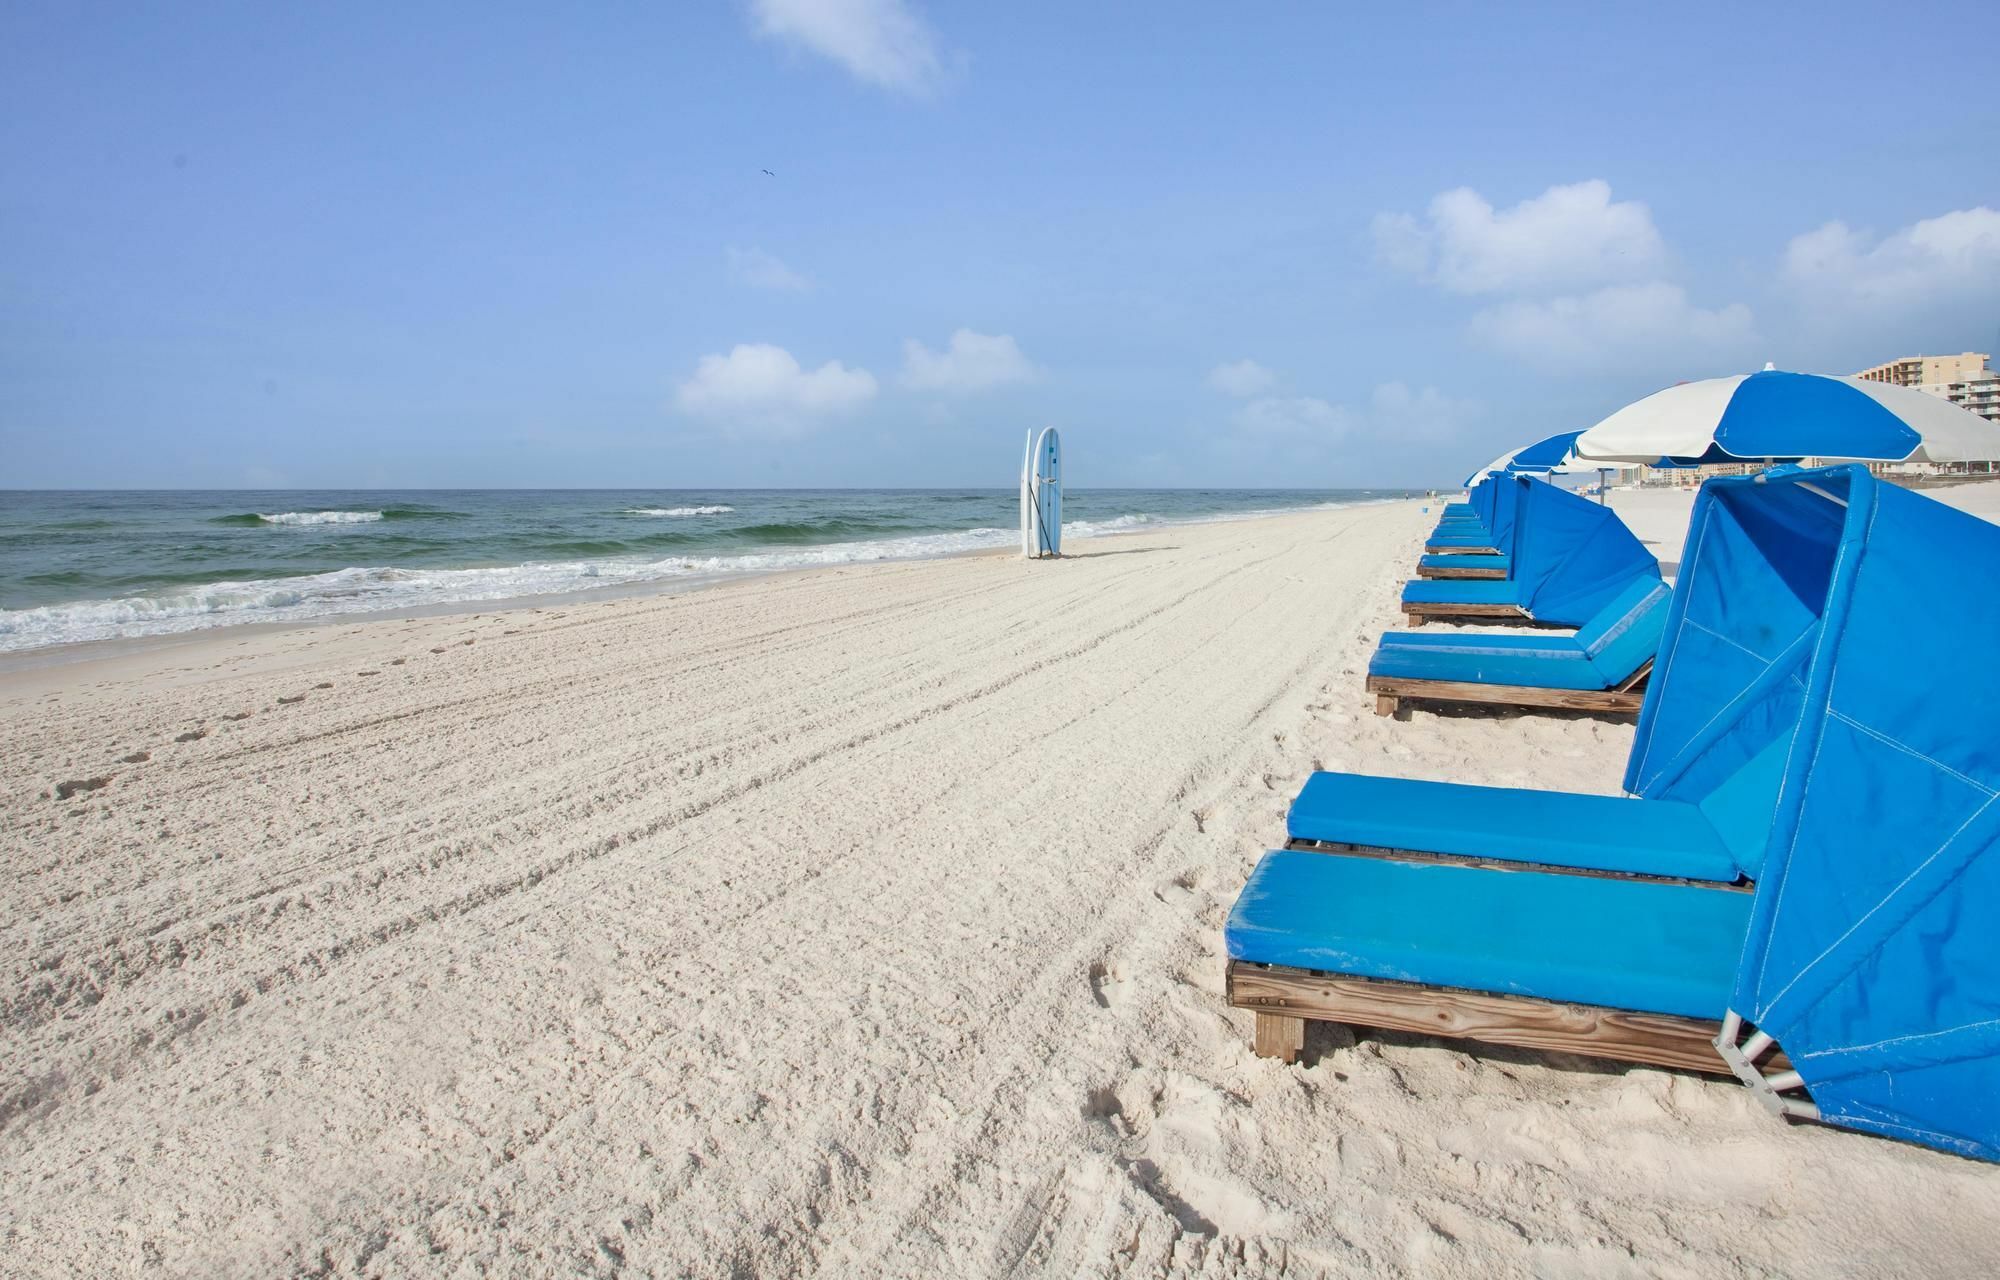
[
  {"x1": 675, "y1": 343, "x2": 877, "y2": 434},
  {"x1": 899, "y1": 329, "x2": 1037, "y2": 393},
  {"x1": 727, "y1": 247, "x2": 811, "y2": 292},
  {"x1": 1231, "y1": 384, "x2": 1478, "y2": 443},
  {"x1": 1782, "y1": 206, "x2": 2000, "y2": 308},
  {"x1": 1368, "y1": 382, "x2": 1482, "y2": 441},
  {"x1": 1230, "y1": 396, "x2": 1351, "y2": 439},
  {"x1": 1206, "y1": 358, "x2": 1275, "y2": 398},
  {"x1": 1374, "y1": 179, "x2": 1666, "y2": 295},
  {"x1": 1469, "y1": 282, "x2": 1757, "y2": 374},
  {"x1": 748, "y1": 0, "x2": 946, "y2": 95}
]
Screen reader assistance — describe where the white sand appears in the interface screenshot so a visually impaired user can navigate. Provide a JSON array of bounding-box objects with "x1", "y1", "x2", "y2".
[{"x1": 5, "y1": 492, "x2": 1999, "y2": 1278}]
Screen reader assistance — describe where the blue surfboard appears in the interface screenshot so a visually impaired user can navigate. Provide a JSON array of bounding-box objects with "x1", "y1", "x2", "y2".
[{"x1": 1031, "y1": 426, "x2": 1062, "y2": 557}]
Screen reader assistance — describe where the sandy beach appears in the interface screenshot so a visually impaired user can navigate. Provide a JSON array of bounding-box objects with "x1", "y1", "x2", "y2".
[{"x1": 6, "y1": 493, "x2": 2000, "y2": 1278}]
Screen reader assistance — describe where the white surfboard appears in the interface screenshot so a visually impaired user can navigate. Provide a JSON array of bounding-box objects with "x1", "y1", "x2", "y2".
[
  {"x1": 1030, "y1": 426, "x2": 1062, "y2": 557},
  {"x1": 1020, "y1": 430, "x2": 1036, "y2": 557}
]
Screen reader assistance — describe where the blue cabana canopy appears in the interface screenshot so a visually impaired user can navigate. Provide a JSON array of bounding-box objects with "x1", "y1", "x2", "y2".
[
  {"x1": 1714, "y1": 469, "x2": 2000, "y2": 1161},
  {"x1": 1427, "y1": 474, "x2": 1524, "y2": 551},
  {"x1": 1405, "y1": 476, "x2": 1660, "y2": 626}
]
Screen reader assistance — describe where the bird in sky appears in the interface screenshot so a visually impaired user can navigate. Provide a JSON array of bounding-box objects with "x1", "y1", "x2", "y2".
[{"x1": 761, "y1": 168, "x2": 775, "y2": 177}]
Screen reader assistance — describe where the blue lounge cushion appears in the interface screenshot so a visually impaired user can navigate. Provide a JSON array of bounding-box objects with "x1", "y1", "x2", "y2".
[
  {"x1": 1573, "y1": 578, "x2": 1671, "y2": 683},
  {"x1": 1402, "y1": 579, "x2": 1527, "y2": 607},
  {"x1": 1370, "y1": 636, "x2": 1603, "y2": 689},
  {"x1": 1225, "y1": 849, "x2": 1749, "y2": 1018},
  {"x1": 1368, "y1": 630, "x2": 1573, "y2": 653},
  {"x1": 1287, "y1": 772, "x2": 1743, "y2": 882},
  {"x1": 1426, "y1": 530, "x2": 1500, "y2": 548}
]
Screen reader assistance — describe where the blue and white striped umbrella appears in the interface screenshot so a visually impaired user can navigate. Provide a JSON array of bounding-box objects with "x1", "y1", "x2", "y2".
[
  {"x1": 1462, "y1": 429, "x2": 1587, "y2": 488},
  {"x1": 1575, "y1": 368, "x2": 2000, "y2": 465}
]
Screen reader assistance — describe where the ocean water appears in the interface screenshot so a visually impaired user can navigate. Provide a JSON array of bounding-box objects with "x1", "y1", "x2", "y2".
[{"x1": 0, "y1": 489, "x2": 1415, "y2": 653}]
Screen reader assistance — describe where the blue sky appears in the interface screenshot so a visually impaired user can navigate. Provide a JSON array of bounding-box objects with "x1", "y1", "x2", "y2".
[{"x1": 3, "y1": 2, "x2": 1996, "y2": 489}]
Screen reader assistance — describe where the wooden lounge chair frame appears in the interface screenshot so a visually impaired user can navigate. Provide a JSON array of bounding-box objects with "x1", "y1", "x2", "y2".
[
  {"x1": 1416, "y1": 561, "x2": 1508, "y2": 580},
  {"x1": 1229, "y1": 961, "x2": 1758, "y2": 1074},
  {"x1": 1228, "y1": 840, "x2": 1772, "y2": 1075},
  {"x1": 1423, "y1": 541, "x2": 1500, "y2": 557},
  {"x1": 1401, "y1": 601, "x2": 1568, "y2": 627},
  {"x1": 1366, "y1": 660, "x2": 1653, "y2": 717}
]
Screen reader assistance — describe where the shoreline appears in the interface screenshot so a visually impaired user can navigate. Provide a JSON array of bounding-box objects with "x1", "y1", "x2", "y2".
[{"x1": 0, "y1": 493, "x2": 1421, "y2": 673}]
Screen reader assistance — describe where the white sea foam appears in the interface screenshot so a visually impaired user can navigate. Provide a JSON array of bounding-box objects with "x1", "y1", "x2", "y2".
[
  {"x1": 258, "y1": 511, "x2": 384, "y2": 525},
  {"x1": 0, "y1": 499, "x2": 1380, "y2": 653},
  {"x1": 625, "y1": 506, "x2": 735, "y2": 517}
]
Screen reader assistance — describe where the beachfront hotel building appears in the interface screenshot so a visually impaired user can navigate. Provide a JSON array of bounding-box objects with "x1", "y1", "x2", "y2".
[
  {"x1": 1856, "y1": 351, "x2": 2000, "y2": 429},
  {"x1": 1855, "y1": 351, "x2": 1991, "y2": 390},
  {"x1": 1859, "y1": 352, "x2": 2000, "y2": 476}
]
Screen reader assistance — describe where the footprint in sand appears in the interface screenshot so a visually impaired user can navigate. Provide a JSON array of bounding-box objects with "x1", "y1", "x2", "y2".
[
  {"x1": 358, "y1": 670, "x2": 380, "y2": 676},
  {"x1": 277, "y1": 694, "x2": 305, "y2": 705},
  {"x1": 314, "y1": 682, "x2": 333, "y2": 689},
  {"x1": 429, "y1": 647, "x2": 447, "y2": 654},
  {"x1": 174, "y1": 728, "x2": 208, "y2": 743},
  {"x1": 54, "y1": 776, "x2": 111, "y2": 801},
  {"x1": 1089, "y1": 959, "x2": 1131, "y2": 1009},
  {"x1": 223, "y1": 711, "x2": 251, "y2": 721},
  {"x1": 390, "y1": 658, "x2": 406, "y2": 666},
  {"x1": 118, "y1": 751, "x2": 150, "y2": 764},
  {"x1": 1154, "y1": 867, "x2": 1208, "y2": 907}
]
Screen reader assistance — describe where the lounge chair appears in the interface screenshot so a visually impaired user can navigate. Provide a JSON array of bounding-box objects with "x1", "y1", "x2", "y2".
[
  {"x1": 1225, "y1": 464, "x2": 1848, "y2": 1078},
  {"x1": 1228, "y1": 849, "x2": 1759, "y2": 1071},
  {"x1": 1368, "y1": 577, "x2": 1669, "y2": 715},
  {"x1": 1401, "y1": 477, "x2": 1658, "y2": 628},
  {"x1": 1422, "y1": 479, "x2": 1511, "y2": 555}
]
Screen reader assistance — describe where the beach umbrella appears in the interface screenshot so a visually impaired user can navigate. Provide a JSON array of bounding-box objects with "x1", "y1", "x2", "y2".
[
  {"x1": 1462, "y1": 429, "x2": 1587, "y2": 487},
  {"x1": 1574, "y1": 367, "x2": 2000, "y2": 465}
]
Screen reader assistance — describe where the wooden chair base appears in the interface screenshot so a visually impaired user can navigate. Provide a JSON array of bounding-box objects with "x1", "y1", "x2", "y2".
[
  {"x1": 1416, "y1": 564, "x2": 1508, "y2": 580},
  {"x1": 1228, "y1": 960, "x2": 1758, "y2": 1076},
  {"x1": 1368, "y1": 671, "x2": 1649, "y2": 717},
  {"x1": 1400, "y1": 602, "x2": 1542, "y2": 628},
  {"x1": 1423, "y1": 543, "x2": 1500, "y2": 557}
]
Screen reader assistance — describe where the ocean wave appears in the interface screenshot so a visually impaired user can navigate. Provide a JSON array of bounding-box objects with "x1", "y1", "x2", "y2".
[
  {"x1": 624, "y1": 505, "x2": 735, "y2": 517},
  {"x1": 209, "y1": 507, "x2": 464, "y2": 527},
  {"x1": 262, "y1": 510, "x2": 384, "y2": 525},
  {"x1": 200, "y1": 510, "x2": 389, "y2": 527}
]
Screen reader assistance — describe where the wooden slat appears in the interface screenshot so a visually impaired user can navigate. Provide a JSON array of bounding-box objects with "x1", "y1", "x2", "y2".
[
  {"x1": 1228, "y1": 961, "x2": 1742, "y2": 1075},
  {"x1": 1613, "y1": 659, "x2": 1656, "y2": 694},
  {"x1": 1416, "y1": 564, "x2": 1509, "y2": 580},
  {"x1": 1404, "y1": 601, "x2": 1531, "y2": 618},
  {"x1": 1424, "y1": 544, "x2": 1501, "y2": 556},
  {"x1": 1364, "y1": 674, "x2": 1646, "y2": 715}
]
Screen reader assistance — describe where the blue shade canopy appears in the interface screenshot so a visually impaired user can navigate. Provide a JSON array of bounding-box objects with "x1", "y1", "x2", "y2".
[
  {"x1": 1462, "y1": 429, "x2": 1588, "y2": 487},
  {"x1": 1404, "y1": 477, "x2": 1659, "y2": 627},
  {"x1": 1510, "y1": 428, "x2": 1587, "y2": 470},
  {"x1": 1720, "y1": 471, "x2": 2000, "y2": 1160},
  {"x1": 1574, "y1": 369, "x2": 2000, "y2": 465}
]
